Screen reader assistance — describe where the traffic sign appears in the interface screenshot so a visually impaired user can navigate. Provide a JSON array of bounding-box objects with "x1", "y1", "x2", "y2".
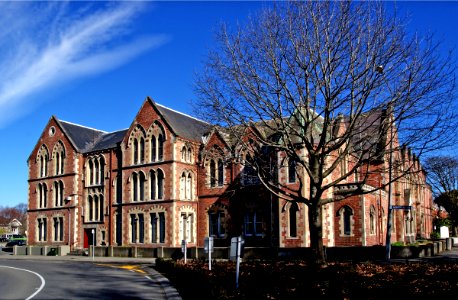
[{"x1": 391, "y1": 205, "x2": 412, "y2": 210}]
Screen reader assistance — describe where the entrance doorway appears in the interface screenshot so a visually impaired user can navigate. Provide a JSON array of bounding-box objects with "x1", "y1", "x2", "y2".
[{"x1": 84, "y1": 228, "x2": 96, "y2": 248}]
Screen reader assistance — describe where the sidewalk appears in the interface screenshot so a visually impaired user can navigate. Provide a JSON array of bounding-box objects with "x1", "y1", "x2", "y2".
[{"x1": 0, "y1": 252, "x2": 181, "y2": 300}]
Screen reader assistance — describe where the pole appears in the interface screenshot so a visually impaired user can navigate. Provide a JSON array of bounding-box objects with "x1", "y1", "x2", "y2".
[
  {"x1": 68, "y1": 208, "x2": 71, "y2": 248},
  {"x1": 235, "y1": 236, "x2": 241, "y2": 289},
  {"x1": 385, "y1": 106, "x2": 394, "y2": 261},
  {"x1": 208, "y1": 237, "x2": 212, "y2": 271},
  {"x1": 92, "y1": 228, "x2": 95, "y2": 261}
]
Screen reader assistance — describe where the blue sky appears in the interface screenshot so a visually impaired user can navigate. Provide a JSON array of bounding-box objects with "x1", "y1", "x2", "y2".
[{"x1": 0, "y1": 1, "x2": 457, "y2": 208}]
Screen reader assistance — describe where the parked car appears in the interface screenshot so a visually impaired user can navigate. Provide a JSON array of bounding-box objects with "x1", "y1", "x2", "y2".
[{"x1": 2, "y1": 239, "x2": 26, "y2": 252}]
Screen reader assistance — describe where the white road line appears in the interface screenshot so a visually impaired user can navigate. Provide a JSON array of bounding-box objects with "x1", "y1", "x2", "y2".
[{"x1": 0, "y1": 265, "x2": 46, "y2": 300}]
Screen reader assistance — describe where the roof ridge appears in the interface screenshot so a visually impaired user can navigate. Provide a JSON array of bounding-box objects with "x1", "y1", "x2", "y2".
[
  {"x1": 60, "y1": 120, "x2": 107, "y2": 134},
  {"x1": 156, "y1": 103, "x2": 209, "y2": 124}
]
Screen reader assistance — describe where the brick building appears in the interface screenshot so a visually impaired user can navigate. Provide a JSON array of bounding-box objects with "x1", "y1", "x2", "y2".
[{"x1": 27, "y1": 97, "x2": 433, "y2": 252}]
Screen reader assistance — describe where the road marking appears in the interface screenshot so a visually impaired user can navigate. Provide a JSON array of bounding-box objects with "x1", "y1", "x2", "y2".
[
  {"x1": 0, "y1": 265, "x2": 46, "y2": 300},
  {"x1": 95, "y1": 263, "x2": 147, "y2": 274}
]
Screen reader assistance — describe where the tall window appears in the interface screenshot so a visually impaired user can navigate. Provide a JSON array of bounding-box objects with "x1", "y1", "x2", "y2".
[
  {"x1": 210, "y1": 160, "x2": 216, "y2": 187},
  {"x1": 370, "y1": 205, "x2": 376, "y2": 235},
  {"x1": 180, "y1": 172, "x2": 193, "y2": 200},
  {"x1": 179, "y1": 213, "x2": 194, "y2": 242},
  {"x1": 338, "y1": 206, "x2": 353, "y2": 236},
  {"x1": 288, "y1": 159, "x2": 297, "y2": 183},
  {"x1": 87, "y1": 194, "x2": 104, "y2": 222},
  {"x1": 209, "y1": 158, "x2": 224, "y2": 187},
  {"x1": 158, "y1": 134, "x2": 164, "y2": 161},
  {"x1": 289, "y1": 203, "x2": 299, "y2": 238},
  {"x1": 151, "y1": 212, "x2": 166, "y2": 243},
  {"x1": 38, "y1": 183, "x2": 48, "y2": 208},
  {"x1": 37, "y1": 145, "x2": 49, "y2": 178},
  {"x1": 53, "y1": 217, "x2": 64, "y2": 242},
  {"x1": 132, "y1": 137, "x2": 145, "y2": 165},
  {"x1": 218, "y1": 159, "x2": 224, "y2": 186},
  {"x1": 140, "y1": 138, "x2": 145, "y2": 163},
  {"x1": 151, "y1": 138, "x2": 157, "y2": 162},
  {"x1": 37, "y1": 218, "x2": 47, "y2": 242},
  {"x1": 209, "y1": 210, "x2": 226, "y2": 238},
  {"x1": 149, "y1": 169, "x2": 165, "y2": 200},
  {"x1": 244, "y1": 210, "x2": 263, "y2": 237},
  {"x1": 131, "y1": 172, "x2": 146, "y2": 202},
  {"x1": 181, "y1": 146, "x2": 193, "y2": 163},
  {"x1": 53, "y1": 142, "x2": 65, "y2": 176},
  {"x1": 54, "y1": 181, "x2": 64, "y2": 207},
  {"x1": 130, "y1": 213, "x2": 144, "y2": 243},
  {"x1": 157, "y1": 169, "x2": 164, "y2": 199},
  {"x1": 86, "y1": 156, "x2": 105, "y2": 186}
]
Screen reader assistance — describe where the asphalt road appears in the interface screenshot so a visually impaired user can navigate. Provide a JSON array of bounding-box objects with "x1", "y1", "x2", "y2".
[{"x1": 0, "y1": 258, "x2": 168, "y2": 299}]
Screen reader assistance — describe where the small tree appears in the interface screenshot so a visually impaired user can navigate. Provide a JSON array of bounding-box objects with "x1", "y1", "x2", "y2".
[{"x1": 194, "y1": 1, "x2": 456, "y2": 265}]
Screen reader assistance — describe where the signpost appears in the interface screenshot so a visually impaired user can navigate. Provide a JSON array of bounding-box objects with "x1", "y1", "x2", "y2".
[
  {"x1": 204, "y1": 237, "x2": 214, "y2": 270},
  {"x1": 181, "y1": 239, "x2": 187, "y2": 264},
  {"x1": 230, "y1": 236, "x2": 244, "y2": 289},
  {"x1": 91, "y1": 228, "x2": 95, "y2": 261}
]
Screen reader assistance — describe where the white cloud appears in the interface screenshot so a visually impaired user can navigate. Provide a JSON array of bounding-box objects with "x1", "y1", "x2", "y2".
[{"x1": 0, "y1": 1, "x2": 168, "y2": 128}]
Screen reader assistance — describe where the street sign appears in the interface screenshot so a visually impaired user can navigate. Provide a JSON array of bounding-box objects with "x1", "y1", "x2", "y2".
[
  {"x1": 391, "y1": 205, "x2": 412, "y2": 210},
  {"x1": 204, "y1": 236, "x2": 214, "y2": 253}
]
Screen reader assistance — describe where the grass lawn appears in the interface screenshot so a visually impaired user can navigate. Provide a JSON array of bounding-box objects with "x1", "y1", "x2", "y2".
[{"x1": 153, "y1": 258, "x2": 458, "y2": 299}]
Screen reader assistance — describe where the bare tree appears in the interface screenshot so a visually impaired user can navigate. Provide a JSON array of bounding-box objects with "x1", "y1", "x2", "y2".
[
  {"x1": 194, "y1": 1, "x2": 456, "y2": 265},
  {"x1": 424, "y1": 156, "x2": 458, "y2": 235},
  {"x1": 424, "y1": 156, "x2": 458, "y2": 196}
]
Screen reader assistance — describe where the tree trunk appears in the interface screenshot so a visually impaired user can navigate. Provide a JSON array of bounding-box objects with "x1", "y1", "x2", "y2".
[{"x1": 308, "y1": 202, "x2": 326, "y2": 266}]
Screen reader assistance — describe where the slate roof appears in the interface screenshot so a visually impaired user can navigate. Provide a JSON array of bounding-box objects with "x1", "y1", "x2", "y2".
[
  {"x1": 56, "y1": 102, "x2": 210, "y2": 154},
  {"x1": 59, "y1": 120, "x2": 106, "y2": 153},
  {"x1": 156, "y1": 103, "x2": 210, "y2": 142},
  {"x1": 57, "y1": 120, "x2": 125, "y2": 153},
  {"x1": 91, "y1": 129, "x2": 128, "y2": 152}
]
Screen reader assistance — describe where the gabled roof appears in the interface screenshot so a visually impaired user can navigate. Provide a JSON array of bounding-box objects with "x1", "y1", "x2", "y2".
[
  {"x1": 58, "y1": 120, "x2": 127, "y2": 154},
  {"x1": 58, "y1": 120, "x2": 106, "y2": 153},
  {"x1": 155, "y1": 102, "x2": 210, "y2": 142}
]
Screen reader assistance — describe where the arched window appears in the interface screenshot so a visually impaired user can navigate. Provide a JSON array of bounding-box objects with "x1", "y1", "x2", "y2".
[
  {"x1": 181, "y1": 146, "x2": 187, "y2": 161},
  {"x1": 38, "y1": 183, "x2": 48, "y2": 208},
  {"x1": 37, "y1": 145, "x2": 49, "y2": 178},
  {"x1": 53, "y1": 142, "x2": 65, "y2": 176},
  {"x1": 186, "y1": 173, "x2": 192, "y2": 200},
  {"x1": 149, "y1": 169, "x2": 165, "y2": 200},
  {"x1": 88, "y1": 195, "x2": 93, "y2": 221},
  {"x1": 288, "y1": 159, "x2": 297, "y2": 183},
  {"x1": 158, "y1": 134, "x2": 164, "y2": 161},
  {"x1": 289, "y1": 203, "x2": 299, "y2": 238},
  {"x1": 217, "y1": 159, "x2": 224, "y2": 186},
  {"x1": 133, "y1": 138, "x2": 139, "y2": 164},
  {"x1": 139, "y1": 172, "x2": 145, "y2": 201},
  {"x1": 151, "y1": 137, "x2": 157, "y2": 162},
  {"x1": 150, "y1": 170, "x2": 156, "y2": 200},
  {"x1": 187, "y1": 148, "x2": 192, "y2": 162},
  {"x1": 88, "y1": 160, "x2": 94, "y2": 185},
  {"x1": 180, "y1": 173, "x2": 186, "y2": 199},
  {"x1": 94, "y1": 159, "x2": 100, "y2": 185},
  {"x1": 157, "y1": 169, "x2": 164, "y2": 199},
  {"x1": 132, "y1": 173, "x2": 138, "y2": 202},
  {"x1": 370, "y1": 205, "x2": 376, "y2": 235},
  {"x1": 54, "y1": 181, "x2": 64, "y2": 207},
  {"x1": 210, "y1": 160, "x2": 216, "y2": 187},
  {"x1": 338, "y1": 206, "x2": 353, "y2": 236},
  {"x1": 140, "y1": 138, "x2": 145, "y2": 163}
]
